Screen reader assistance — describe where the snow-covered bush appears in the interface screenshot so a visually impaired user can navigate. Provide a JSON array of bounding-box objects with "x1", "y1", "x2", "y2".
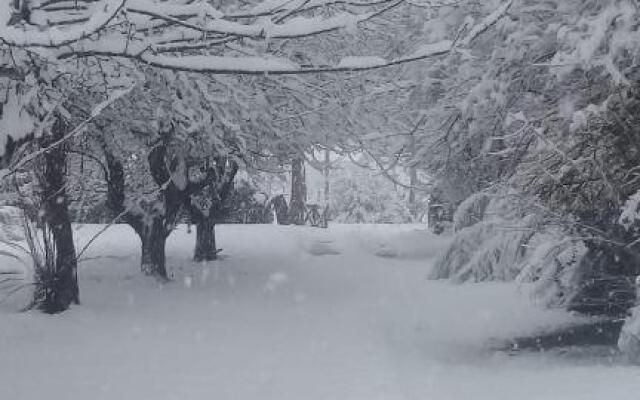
[
  {"x1": 0, "y1": 204, "x2": 34, "y2": 307},
  {"x1": 0, "y1": 205, "x2": 24, "y2": 245},
  {"x1": 434, "y1": 194, "x2": 637, "y2": 316},
  {"x1": 223, "y1": 179, "x2": 272, "y2": 224},
  {"x1": 429, "y1": 195, "x2": 538, "y2": 282},
  {"x1": 0, "y1": 199, "x2": 78, "y2": 312},
  {"x1": 429, "y1": 217, "x2": 534, "y2": 282},
  {"x1": 516, "y1": 233, "x2": 587, "y2": 308},
  {"x1": 619, "y1": 301, "x2": 640, "y2": 364},
  {"x1": 430, "y1": 192, "x2": 589, "y2": 309},
  {"x1": 1, "y1": 169, "x2": 76, "y2": 311},
  {"x1": 452, "y1": 192, "x2": 490, "y2": 232}
]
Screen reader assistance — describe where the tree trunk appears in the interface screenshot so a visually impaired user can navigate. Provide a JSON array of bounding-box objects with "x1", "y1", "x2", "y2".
[
  {"x1": 138, "y1": 218, "x2": 168, "y2": 280},
  {"x1": 289, "y1": 157, "x2": 307, "y2": 225},
  {"x1": 35, "y1": 115, "x2": 79, "y2": 313},
  {"x1": 101, "y1": 132, "x2": 176, "y2": 281},
  {"x1": 322, "y1": 149, "x2": 330, "y2": 228},
  {"x1": 408, "y1": 167, "x2": 418, "y2": 220},
  {"x1": 194, "y1": 215, "x2": 217, "y2": 261},
  {"x1": 407, "y1": 134, "x2": 418, "y2": 221},
  {"x1": 271, "y1": 194, "x2": 289, "y2": 224}
]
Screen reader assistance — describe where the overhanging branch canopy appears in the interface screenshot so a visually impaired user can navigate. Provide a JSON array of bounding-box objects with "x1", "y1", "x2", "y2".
[{"x1": 0, "y1": 0, "x2": 513, "y2": 75}]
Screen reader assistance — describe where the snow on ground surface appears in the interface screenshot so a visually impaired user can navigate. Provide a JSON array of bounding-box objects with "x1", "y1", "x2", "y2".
[{"x1": 1, "y1": 224, "x2": 640, "y2": 400}]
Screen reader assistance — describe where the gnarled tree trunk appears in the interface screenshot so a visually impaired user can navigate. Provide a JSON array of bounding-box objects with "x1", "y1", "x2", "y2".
[
  {"x1": 138, "y1": 218, "x2": 168, "y2": 279},
  {"x1": 194, "y1": 214, "x2": 217, "y2": 262},
  {"x1": 100, "y1": 130, "x2": 179, "y2": 281},
  {"x1": 189, "y1": 156, "x2": 238, "y2": 261}
]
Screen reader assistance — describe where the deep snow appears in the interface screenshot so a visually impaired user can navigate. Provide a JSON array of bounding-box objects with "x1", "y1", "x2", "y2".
[{"x1": 1, "y1": 224, "x2": 639, "y2": 400}]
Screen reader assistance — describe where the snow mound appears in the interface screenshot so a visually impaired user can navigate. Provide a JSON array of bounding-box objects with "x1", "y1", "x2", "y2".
[
  {"x1": 348, "y1": 225, "x2": 450, "y2": 260},
  {"x1": 305, "y1": 240, "x2": 341, "y2": 256}
]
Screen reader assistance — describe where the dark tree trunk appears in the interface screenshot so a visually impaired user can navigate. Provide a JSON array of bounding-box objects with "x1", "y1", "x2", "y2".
[
  {"x1": 138, "y1": 218, "x2": 168, "y2": 280},
  {"x1": 288, "y1": 157, "x2": 307, "y2": 225},
  {"x1": 322, "y1": 149, "x2": 330, "y2": 228},
  {"x1": 408, "y1": 166, "x2": 418, "y2": 220},
  {"x1": 194, "y1": 215, "x2": 217, "y2": 261},
  {"x1": 407, "y1": 134, "x2": 418, "y2": 221},
  {"x1": 188, "y1": 157, "x2": 238, "y2": 260},
  {"x1": 35, "y1": 115, "x2": 79, "y2": 313},
  {"x1": 323, "y1": 148, "x2": 330, "y2": 209},
  {"x1": 271, "y1": 194, "x2": 289, "y2": 225}
]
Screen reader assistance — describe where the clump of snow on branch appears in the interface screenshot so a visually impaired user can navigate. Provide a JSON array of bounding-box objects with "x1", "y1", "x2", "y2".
[
  {"x1": 337, "y1": 56, "x2": 387, "y2": 69},
  {"x1": 620, "y1": 189, "x2": 640, "y2": 231},
  {"x1": 0, "y1": 0, "x2": 125, "y2": 47}
]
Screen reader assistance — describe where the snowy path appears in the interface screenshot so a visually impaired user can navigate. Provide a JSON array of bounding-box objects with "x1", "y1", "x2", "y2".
[{"x1": 1, "y1": 224, "x2": 639, "y2": 400}]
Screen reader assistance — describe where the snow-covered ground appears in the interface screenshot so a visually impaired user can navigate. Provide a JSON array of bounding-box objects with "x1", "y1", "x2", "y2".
[{"x1": 1, "y1": 224, "x2": 639, "y2": 400}]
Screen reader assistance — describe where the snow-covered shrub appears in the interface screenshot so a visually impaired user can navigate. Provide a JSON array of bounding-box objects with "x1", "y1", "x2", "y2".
[
  {"x1": 513, "y1": 189, "x2": 639, "y2": 316},
  {"x1": 0, "y1": 176, "x2": 32, "y2": 268},
  {"x1": 453, "y1": 192, "x2": 490, "y2": 231},
  {"x1": 0, "y1": 205, "x2": 24, "y2": 245},
  {"x1": 429, "y1": 192, "x2": 588, "y2": 305},
  {"x1": 0, "y1": 204, "x2": 33, "y2": 308},
  {"x1": 0, "y1": 170, "x2": 63, "y2": 309},
  {"x1": 223, "y1": 180, "x2": 272, "y2": 224},
  {"x1": 619, "y1": 301, "x2": 640, "y2": 364},
  {"x1": 429, "y1": 216, "x2": 535, "y2": 282},
  {"x1": 563, "y1": 190, "x2": 640, "y2": 317},
  {"x1": 516, "y1": 232, "x2": 587, "y2": 308},
  {"x1": 430, "y1": 195, "x2": 606, "y2": 312},
  {"x1": 511, "y1": 213, "x2": 634, "y2": 317},
  {"x1": 429, "y1": 185, "x2": 637, "y2": 316},
  {"x1": 567, "y1": 246, "x2": 637, "y2": 316},
  {"x1": 430, "y1": 194, "x2": 541, "y2": 282}
]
